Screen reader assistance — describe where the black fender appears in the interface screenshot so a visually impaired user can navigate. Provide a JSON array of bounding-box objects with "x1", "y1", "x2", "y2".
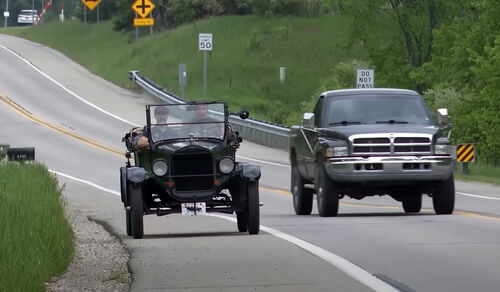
[{"x1": 240, "y1": 163, "x2": 261, "y2": 182}]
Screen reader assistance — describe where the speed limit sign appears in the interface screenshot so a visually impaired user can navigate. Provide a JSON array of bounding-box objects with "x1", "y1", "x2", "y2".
[{"x1": 199, "y1": 33, "x2": 213, "y2": 51}]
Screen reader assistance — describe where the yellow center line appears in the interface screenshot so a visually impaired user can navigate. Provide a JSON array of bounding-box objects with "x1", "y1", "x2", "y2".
[{"x1": 0, "y1": 94, "x2": 124, "y2": 157}]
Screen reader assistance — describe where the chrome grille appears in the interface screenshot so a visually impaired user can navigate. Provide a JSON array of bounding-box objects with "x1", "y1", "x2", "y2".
[{"x1": 351, "y1": 134, "x2": 432, "y2": 155}]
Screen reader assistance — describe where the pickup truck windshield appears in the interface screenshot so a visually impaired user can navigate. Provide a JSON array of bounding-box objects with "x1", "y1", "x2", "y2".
[{"x1": 326, "y1": 94, "x2": 432, "y2": 126}]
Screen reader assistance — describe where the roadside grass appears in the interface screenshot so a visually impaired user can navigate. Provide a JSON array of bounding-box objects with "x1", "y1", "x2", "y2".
[
  {"x1": 454, "y1": 162, "x2": 500, "y2": 186},
  {"x1": 0, "y1": 162, "x2": 74, "y2": 292},
  {"x1": 0, "y1": 15, "x2": 396, "y2": 124}
]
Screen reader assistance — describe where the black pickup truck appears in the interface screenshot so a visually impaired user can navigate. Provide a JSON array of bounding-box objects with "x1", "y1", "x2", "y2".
[{"x1": 289, "y1": 88, "x2": 454, "y2": 217}]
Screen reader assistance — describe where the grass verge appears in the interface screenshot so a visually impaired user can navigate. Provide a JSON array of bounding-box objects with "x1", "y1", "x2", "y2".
[
  {"x1": 0, "y1": 162, "x2": 74, "y2": 292},
  {"x1": 454, "y1": 162, "x2": 500, "y2": 186}
]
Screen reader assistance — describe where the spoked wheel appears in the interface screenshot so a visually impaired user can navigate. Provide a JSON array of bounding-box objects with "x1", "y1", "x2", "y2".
[
  {"x1": 433, "y1": 174, "x2": 455, "y2": 214},
  {"x1": 291, "y1": 164, "x2": 313, "y2": 215},
  {"x1": 247, "y1": 180, "x2": 260, "y2": 235},
  {"x1": 129, "y1": 182, "x2": 144, "y2": 239},
  {"x1": 315, "y1": 164, "x2": 339, "y2": 217},
  {"x1": 402, "y1": 193, "x2": 422, "y2": 213},
  {"x1": 236, "y1": 211, "x2": 248, "y2": 232}
]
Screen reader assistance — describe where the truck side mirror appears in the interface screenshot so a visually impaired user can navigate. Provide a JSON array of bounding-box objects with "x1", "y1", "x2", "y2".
[
  {"x1": 436, "y1": 108, "x2": 449, "y2": 127},
  {"x1": 302, "y1": 113, "x2": 315, "y2": 128}
]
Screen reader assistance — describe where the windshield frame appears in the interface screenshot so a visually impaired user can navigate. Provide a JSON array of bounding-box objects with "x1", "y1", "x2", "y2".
[{"x1": 145, "y1": 102, "x2": 228, "y2": 143}]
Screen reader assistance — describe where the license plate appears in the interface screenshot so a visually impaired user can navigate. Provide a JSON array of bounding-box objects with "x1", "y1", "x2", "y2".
[{"x1": 181, "y1": 202, "x2": 206, "y2": 216}]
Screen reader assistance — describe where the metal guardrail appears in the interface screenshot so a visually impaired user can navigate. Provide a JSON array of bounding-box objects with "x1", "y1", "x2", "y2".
[{"x1": 128, "y1": 71, "x2": 290, "y2": 150}]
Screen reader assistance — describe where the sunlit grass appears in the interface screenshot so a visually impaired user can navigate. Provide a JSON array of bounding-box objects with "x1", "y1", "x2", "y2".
[{"x1": 0, "y1": 162, "x2": 74, "y2": 291}]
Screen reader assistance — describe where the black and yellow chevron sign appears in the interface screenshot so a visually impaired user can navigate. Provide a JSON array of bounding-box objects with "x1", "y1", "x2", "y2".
[{"x1": 456, "y1": 144, "x2": 475, "y2": 162}]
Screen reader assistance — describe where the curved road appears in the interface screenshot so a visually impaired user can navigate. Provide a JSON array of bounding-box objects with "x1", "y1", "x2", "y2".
[{"x1": 1, "y1": 34, "x2": 499, "y2": 292}]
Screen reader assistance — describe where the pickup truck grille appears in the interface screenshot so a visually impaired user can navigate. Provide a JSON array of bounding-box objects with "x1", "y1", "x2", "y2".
[
  {"x1": 171, "y1": 146, "x2": 214, "y2": 191},
  {"x1": 351, "y1": 134, "x2": 431, "y2": 155}
]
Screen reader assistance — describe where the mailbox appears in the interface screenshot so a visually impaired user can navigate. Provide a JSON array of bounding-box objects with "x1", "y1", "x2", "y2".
[{"x1": 7, "y1": 147, "x2": 35, "y2": 161}]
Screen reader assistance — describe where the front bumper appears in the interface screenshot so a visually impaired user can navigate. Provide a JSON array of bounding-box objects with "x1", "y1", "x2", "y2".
[{"x1": 325, "y1": 155, "x2": 453, "y2": 182}]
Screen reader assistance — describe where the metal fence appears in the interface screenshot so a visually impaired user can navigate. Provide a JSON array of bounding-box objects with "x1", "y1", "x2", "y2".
[{"x1": 128, "y1": 71, "x2": 290, "y2": 150}]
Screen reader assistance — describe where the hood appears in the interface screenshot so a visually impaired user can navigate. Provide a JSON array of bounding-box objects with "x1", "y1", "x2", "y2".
[{"x1": 319, "y1": 124, "x2": 441, "y2": 140}]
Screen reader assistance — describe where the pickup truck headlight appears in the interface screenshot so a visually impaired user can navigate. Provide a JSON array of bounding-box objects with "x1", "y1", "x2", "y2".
[
  {"x1": 326, "y1": 146, "x2": 348, "y2": 157},
  {"x1": 152, "y1": 159, "x2": 168, "y2": 176},
  {"x1": 435, "y1": 144, "x2": 451, "y2": 155}
]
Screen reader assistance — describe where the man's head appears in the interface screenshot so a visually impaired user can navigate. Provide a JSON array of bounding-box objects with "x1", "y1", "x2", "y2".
[{"x1": 154, "y1": 106, "x2": 169, "y2": 124}]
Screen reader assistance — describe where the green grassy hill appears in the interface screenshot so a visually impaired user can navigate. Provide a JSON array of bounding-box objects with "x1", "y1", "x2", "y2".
[{"x1": 1, "y1": 15, "x2": 394, "y2": 124}]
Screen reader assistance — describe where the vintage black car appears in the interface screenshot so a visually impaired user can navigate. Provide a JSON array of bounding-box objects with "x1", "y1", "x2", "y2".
[{"x1": 120, "y1": 102, "x2": 261, "y2": 238}]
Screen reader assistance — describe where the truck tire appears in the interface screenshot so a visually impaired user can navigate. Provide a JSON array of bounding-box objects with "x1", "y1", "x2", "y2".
[
  {"x1": 247, "y1": 180, "x2": 260, "y2": 235},
  {"x1": 433, "y1": 174, "x2": 455, "y2": 214},
  {"x1": 402, "y1": 193, "x2": 422, "y2": 213},
  {"x1": 315, "y1": 165, "x2": 339, "y2": 217},
  {"x1": 129, "y1": 183, "x2": 144, "y2": 239},
  {"x1": 291, "y1": 164, "x2": 313, "y2": 215}
]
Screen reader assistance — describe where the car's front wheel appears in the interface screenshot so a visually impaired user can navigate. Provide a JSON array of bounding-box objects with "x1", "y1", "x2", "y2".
[
  {"x1": 236, "y1": 211, "x2": 248, "y2": 232},
  {"x1": 291, "y1": 164, "x2": 313, "y2": 215},
  {"x1": 433, "y1": 174, "x2": 455, "y2": 214},
  {"x1": 247, "y1": 180, "x2": 260, "y2": 235},
  {"x1": 129, "y1": 182, "x2": 144, "y2": 239},
  {"x1": 315, "y1": 164, "x2": 339, "y2": 217},
  {"x1": 125, "y1": 208, "x2": 132, "y2": 236}
]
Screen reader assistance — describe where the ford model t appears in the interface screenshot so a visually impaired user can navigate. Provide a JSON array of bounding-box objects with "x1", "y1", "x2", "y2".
[{"x1": 120, "y1": 102, "x2": 261, "y2": 238}]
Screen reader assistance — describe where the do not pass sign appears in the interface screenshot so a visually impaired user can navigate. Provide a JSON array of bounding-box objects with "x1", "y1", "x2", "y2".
[{"x1": 356, "y1": 69, "x2": 374, "y2": 88}]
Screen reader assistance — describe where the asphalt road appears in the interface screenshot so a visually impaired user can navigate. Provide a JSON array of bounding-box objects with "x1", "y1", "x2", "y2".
[{"x1": 1, "y1": 34, "x2": 499, "y2": 292}]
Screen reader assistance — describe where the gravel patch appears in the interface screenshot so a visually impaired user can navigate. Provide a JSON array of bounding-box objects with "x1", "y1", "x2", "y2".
[{"x1": 46, "y1": 208, "x2": 131, "y2": 291}]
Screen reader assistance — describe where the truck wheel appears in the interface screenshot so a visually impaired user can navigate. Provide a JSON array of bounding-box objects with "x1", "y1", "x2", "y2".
[
  {"x1": 236, "y1": 211, "x2": 248, "y2": 232},
  {"x1": 291, "y1": 164, "x2": 313, "y2": 215},
  {"x1": 247, "y1": 180, "x2": 260, "y2": 235},
  {"x1": 402, "y1": 193, "x2": 422, "y2": 213},
  {"x1": 315, "y1": 165, "x2": 339, "y2": 217},
  {"x1": 433, "y1": 174, "x2": 455, "y2": 214},
  {"x1": 125, "y1": 208, "x2": 132, "y2": 236},
  {"x1": 129, "y1": 183, "x2": 144, "y2": 239}
]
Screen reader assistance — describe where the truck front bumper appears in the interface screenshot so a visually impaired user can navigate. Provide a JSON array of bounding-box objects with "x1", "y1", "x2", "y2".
[{"x1": 325, "y1": 155, "x2": 453, "y2": 182}]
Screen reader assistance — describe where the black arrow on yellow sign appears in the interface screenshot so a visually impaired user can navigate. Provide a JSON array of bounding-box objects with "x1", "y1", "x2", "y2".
[{"x1": 457, "y1": 144, "x2": 475, "y2": 162}]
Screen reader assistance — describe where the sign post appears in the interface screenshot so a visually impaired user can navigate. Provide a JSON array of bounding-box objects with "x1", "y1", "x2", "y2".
[
  {"x1": 356, "y1": 69, "x2": 374, "y2": 88},
  {"x1": 199, "y1": 33, "x2": 213, "y2": 96}
]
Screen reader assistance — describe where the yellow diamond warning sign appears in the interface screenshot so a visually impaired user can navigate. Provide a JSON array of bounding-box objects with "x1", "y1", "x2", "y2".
[
  {"x1": 133, "y1": 18, "x2": 154, "y2": 27},
  {"x1": 81, "y1": 0, "x2": 101, "y2": 11},
  {"x1": 132, "y1": 0, "x2": 155, "y2": 18}
]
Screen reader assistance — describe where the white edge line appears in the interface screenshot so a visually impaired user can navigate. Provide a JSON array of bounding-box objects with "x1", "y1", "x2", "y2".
[
  {"x1": 50, "y1": 169, "x2": 396, "y2": 292},
  {"x1": 211, "y1": 214, "x2": 398, "y2": 292},
  {"x1": 49, "y1": 169, "x2": 120, "y2": 197},
  {"x1": 0, "y1": 44, "x2": 140, "y2": 127},
  {"x1": 456, "y1": 192, "x2": 500, "y2": 201}
]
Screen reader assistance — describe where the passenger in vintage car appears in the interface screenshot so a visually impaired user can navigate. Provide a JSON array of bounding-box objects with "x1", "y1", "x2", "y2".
[{"x1": 136, "y1": 106, "x2": 174, "y2": 148}]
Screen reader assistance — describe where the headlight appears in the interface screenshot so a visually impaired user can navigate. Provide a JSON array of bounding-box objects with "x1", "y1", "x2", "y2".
[
  {"x1": 152, "y1": 159, "x2": 168, "y2": 176},
  {"x1": 219, "y1": 157, "x2": 235, "y2": 174},
  {"x1": 435, "y1": 144, "x2": 451, "y2": 155},
  {"x1": 326, "y1": 146, "x2": 348, "y2": 157}
]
